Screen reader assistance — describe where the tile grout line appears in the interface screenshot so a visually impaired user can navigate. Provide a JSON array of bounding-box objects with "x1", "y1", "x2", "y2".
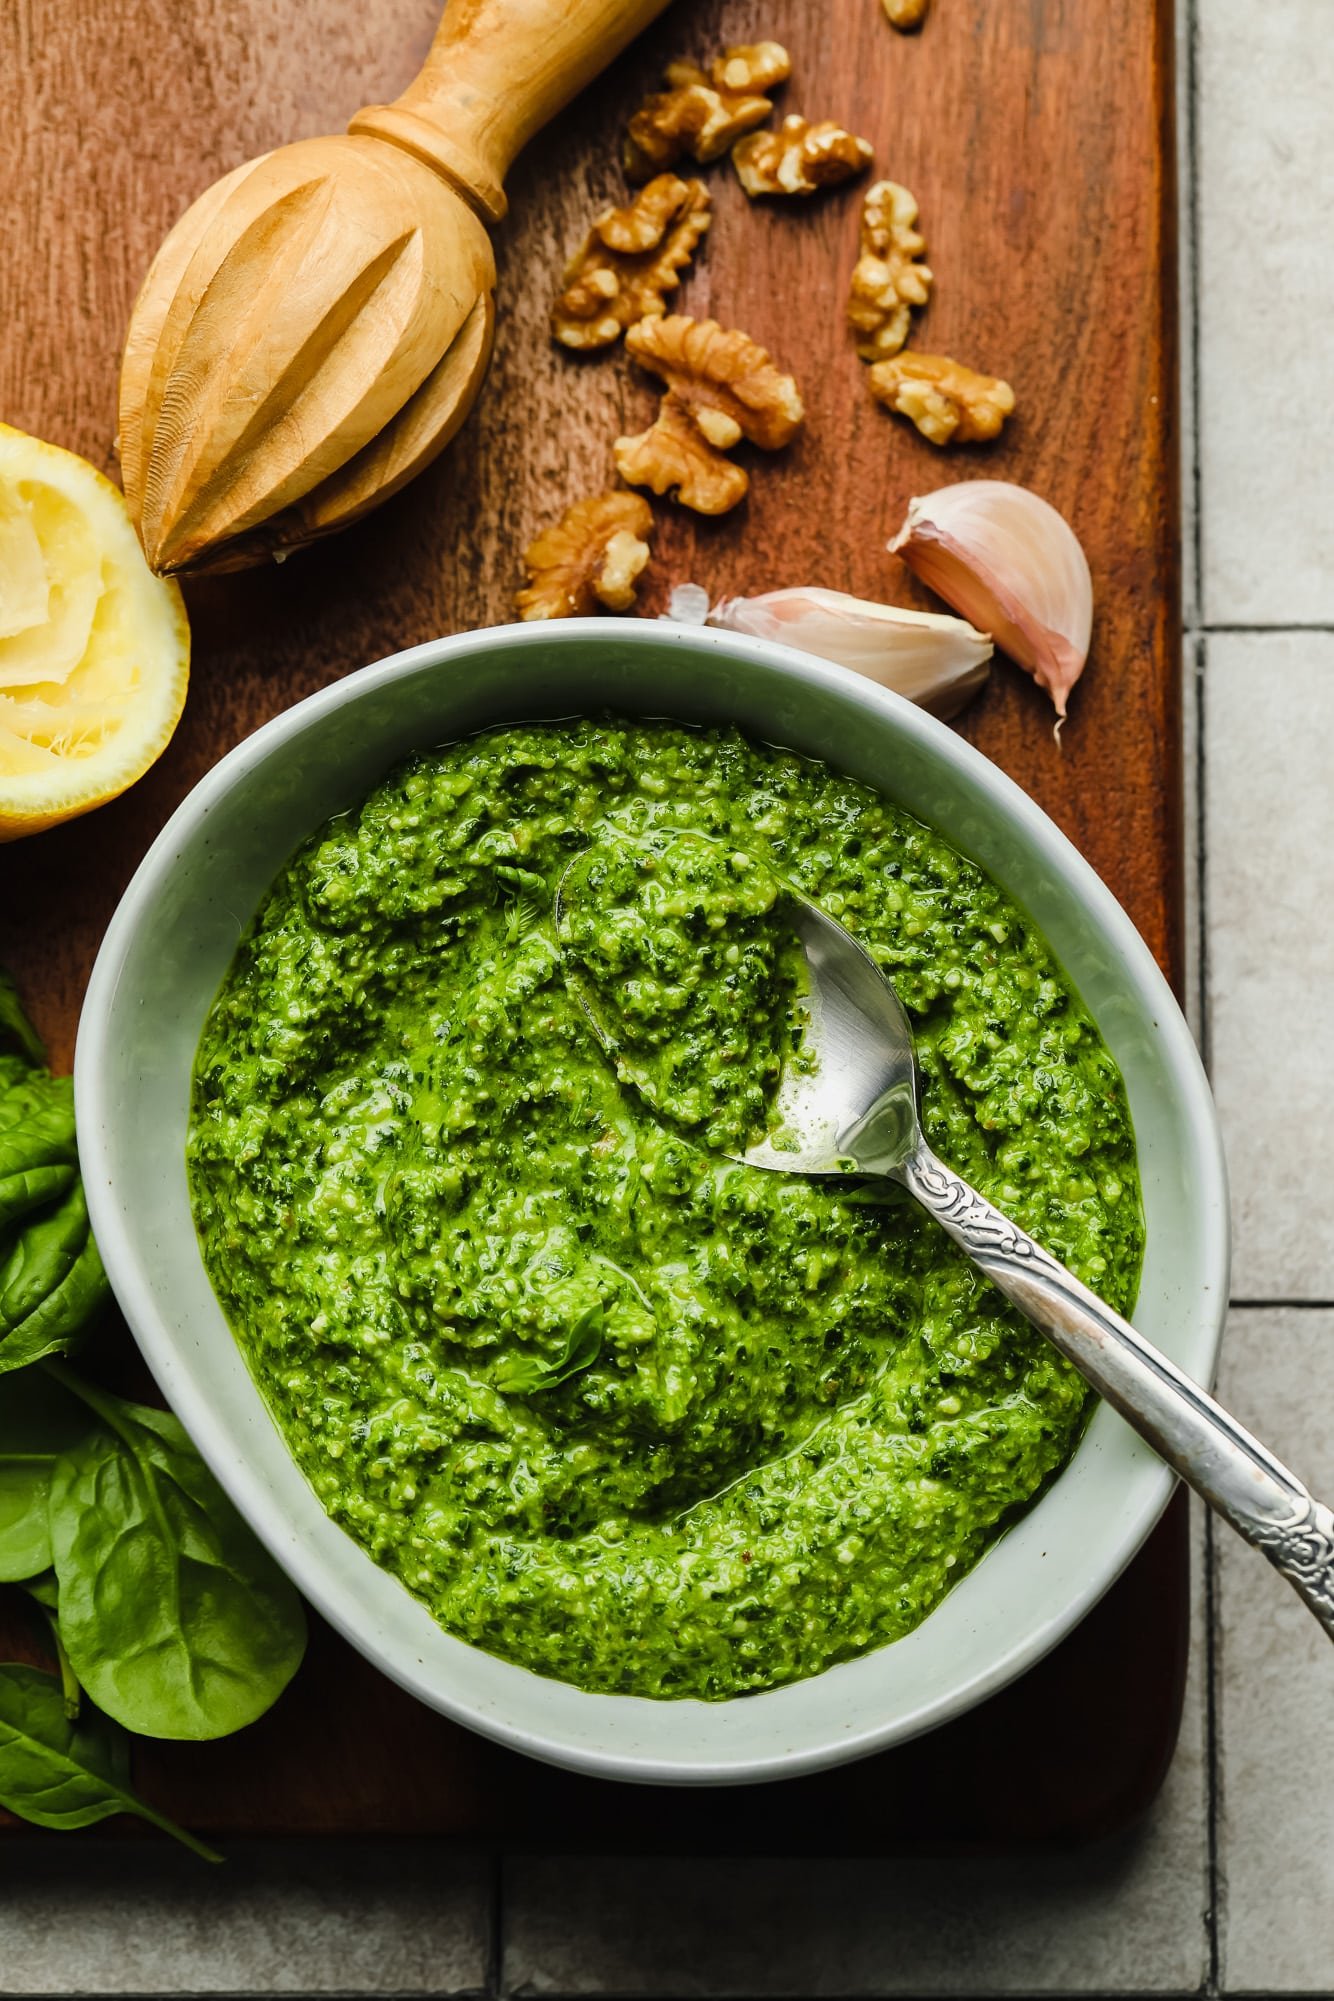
[
  {"x1": 1182, "y1": 10, "x2": 1213, "y2": 1942},
  {"x1": 1207, "y1": 1504, "x2": 1228, "y2": 2001},
  {"x1": 481, "y1": 1990, "x2": 1216, "y2": 2001},
  {"x1": 1195, "y1": 630, "x2": 1209, "y2": 1080},
  {"x1": 1184, "y1": 1, "x2": 1204, "y2": 637},
  {"x1": 1229, "y1": 1298, "x2": 1334, "y2": 1311},
  {"x1": 1174, "y1": 622, "x2": 1334, "y2": 637},
  {"x1": 1199, "y1": 638, "x2": 1221, "y2": 2001},
  {"x1": 1184, "y1": 0, "x2": 1224, "y2": 1976},
  {"x1": 1198, "y1": 654, "x2": 1209, "y2": 1066},
  {"x1": 1180, "y1": 0, "x2": 1220, "y2": 1989}
]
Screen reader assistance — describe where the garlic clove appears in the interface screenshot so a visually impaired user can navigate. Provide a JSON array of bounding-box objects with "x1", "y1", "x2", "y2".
[
  {"x1": 888, "y1": 480, "x2": 1092, "y2": 726},
  {"x1": 666, "y1": 581, "x2": 711, "y2": 624},
  {"x1": 701, "y1": 584, "x2": 992, "y2": 720}
]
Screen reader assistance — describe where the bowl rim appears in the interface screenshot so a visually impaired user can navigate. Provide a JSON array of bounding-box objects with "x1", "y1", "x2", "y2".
[{"x1": 75, "y1": 618, "x2": 1229, "y2": 1783}]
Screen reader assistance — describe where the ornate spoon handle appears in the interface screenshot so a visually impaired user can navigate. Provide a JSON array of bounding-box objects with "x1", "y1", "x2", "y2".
[{"x1": 896, "y1": 1139, "x2": 1334, "y2": 1639}]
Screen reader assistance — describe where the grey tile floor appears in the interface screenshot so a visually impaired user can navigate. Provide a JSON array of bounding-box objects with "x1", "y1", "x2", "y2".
[{"x1": 6, "y1": 0, "x2": 1334, "y2": 1993}]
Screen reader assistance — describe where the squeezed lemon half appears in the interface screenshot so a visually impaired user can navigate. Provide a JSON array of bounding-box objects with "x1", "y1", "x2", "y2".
[{"x1": 0, "y1": 424, "x2": 189, "y2": 840}]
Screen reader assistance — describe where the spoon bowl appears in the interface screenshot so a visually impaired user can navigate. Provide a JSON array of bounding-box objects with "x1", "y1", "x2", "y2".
[{"x1": 740, "y1": 896, "x2": 922, "y2": 1177}]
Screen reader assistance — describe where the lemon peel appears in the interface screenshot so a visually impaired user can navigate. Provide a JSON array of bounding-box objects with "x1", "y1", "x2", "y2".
[{"x1": 0, "y1": 425, "x2": 189, "y2": 840}]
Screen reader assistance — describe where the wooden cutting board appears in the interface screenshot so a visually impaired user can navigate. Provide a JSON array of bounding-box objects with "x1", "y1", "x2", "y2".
[{"x1": 0, "y1": 0, "x2": 1183, "y2": 1846}]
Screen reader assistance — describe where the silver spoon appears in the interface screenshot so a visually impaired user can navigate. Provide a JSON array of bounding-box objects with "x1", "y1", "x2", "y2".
[{"x1": 556, "y1": 865, "x2": 1334, "y2": 1639}]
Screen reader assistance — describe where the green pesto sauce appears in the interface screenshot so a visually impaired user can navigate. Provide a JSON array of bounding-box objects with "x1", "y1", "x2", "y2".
[
  {"x1": 558, "y1": 830, "x2": 806, "y2": 1156},
  {"x1": 187, "y1": 721, "x2": 1143, "y2": 1699}
]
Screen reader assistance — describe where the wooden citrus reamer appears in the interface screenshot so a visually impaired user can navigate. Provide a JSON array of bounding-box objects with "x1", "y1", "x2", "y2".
[{"x1": 117, "y1": 0, "x2": 674, "y2": 576}]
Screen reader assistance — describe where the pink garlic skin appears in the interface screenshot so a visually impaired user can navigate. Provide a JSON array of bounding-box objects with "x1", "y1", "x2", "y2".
[{"x1": 889, "y1": 482, "x2": 1092, "y2": 724}]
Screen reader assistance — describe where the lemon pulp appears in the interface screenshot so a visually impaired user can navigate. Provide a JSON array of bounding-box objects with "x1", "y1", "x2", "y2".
[{"x1": 0, "y1": 424, "x2": 189, "y2": 840}]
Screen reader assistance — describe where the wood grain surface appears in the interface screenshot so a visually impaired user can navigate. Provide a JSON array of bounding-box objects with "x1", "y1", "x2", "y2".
[{"x1": 0, "y1": 0, "x2": 1183, "y2": 1845}]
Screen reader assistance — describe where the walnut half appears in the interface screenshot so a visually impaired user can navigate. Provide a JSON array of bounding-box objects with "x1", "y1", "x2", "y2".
[
  {"x1": 615, "y1": 315, "x2": 804, "y2": 516},
  {"x1": 733, "y1": 115, "x2": 873, "y2": 199},
  {"x1": 615, "y1": 395, "x2": 750, "y2": 515},
  {"x1": 848, "y1": 181, "x2": 933, "y2": 362},
  {"x1": 516, "y1": 492, "x2": 654, "y2": 620},
  {"x1": 552, "y1": 176, "x2": 711, "y2": 351},
  {"x1": 624, "y1": 42, "x2": 792, "y2": 180},
  {"x1": 868, "y1": 352, "x2": 1015, "y2": 446}
]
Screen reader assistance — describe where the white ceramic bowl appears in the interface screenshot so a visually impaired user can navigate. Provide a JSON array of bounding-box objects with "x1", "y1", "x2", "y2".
[{"x1": 76, "y1": 621, "x2": 1228, "y2": 1784}]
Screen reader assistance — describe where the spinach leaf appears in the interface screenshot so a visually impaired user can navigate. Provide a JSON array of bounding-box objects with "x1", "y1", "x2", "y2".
[
  {"x1": 494, "y1": 1303, "x2": 605, "y2": 1395},
  {"x1": 21, "y1": 1570, "x2": 59, "y2": 1611},
  {"x1": 14, "y1": 1574, "x2": 79, "y2": 1718},
  {"x1": 0, "y1": 1058, "x2": 29, "y2": 1100},
  {"x1": 0, "y1": 1369, "x2": 87, "y2": 1580},
  {"x1": 0, "y1": 973, "x2": 44, "y2": 1067},
  {"x1": 0, "y1": 1087, "x2": 78, "y2": 1231},
  {"x1": 0, "y1": 1068, "x2": 56, "y2": 1130},
  {"x1": 47, "y1": 1372, "x2": 306, "y2": 1740},
  {"x1": 0, "y1": 1663, "x2": 219, "y2": 1860},
  {"x1": 18, "y1": 1586, "x2": 81, "y2": 1719},
  {"x1": 0, "y1": 1183, "x2": 107, "y2": 1376},
  {"x1": 0, "y1": 978, "x2": 108, "y2": 1374}
]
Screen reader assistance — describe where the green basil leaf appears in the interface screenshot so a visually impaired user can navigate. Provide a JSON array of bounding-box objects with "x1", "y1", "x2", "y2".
[
  {"x1": 0, "y1": 1186, "x2": 107, "y2": 1376},
  {"x1": 494, "y1": 1302, "x2": 605, "y2": 1395},
  {"x1": 0, "y1": 973, "x2": 44, "y2": 1068},
  {"x1": 0, "y1": 1370, "x2": 89, "y2": 1581},
  {"x1": 48, "y1": 1381, "x2": 306, "y2": 1740},
  {"x1": 0, "y1": 1663, "x2": 218, "y2": 1859}
]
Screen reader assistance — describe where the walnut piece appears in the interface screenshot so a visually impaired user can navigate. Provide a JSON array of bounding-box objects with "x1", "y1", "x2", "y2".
[
  {"x1": 848, "y1": 180, "x2": 933, "y2": 361},
  {"x1": 515, "y1": 492, "x2": 654, "y2": 620},
  {"x1": 627, "y1": 315, "x2": 804, "y2": 448},
  {"x1": 615, "y1": 395, "x2": 750, "y2": 515},
  {"x1": 615, "y1": 317, "x2": 803, "y2": 515},
  {"x1": 624, "y1": 42, "x2": 791, "y2": 180},
  {"x1": 552, "y1": 176, "x2": 711, "y2": 351},
  {"x1": 732, "y1": 115, "x2": 873, "y2": 198},
  {"x1": 882, "y1": 0, "x2": 929, "y2": 28},
  {"x1": 868, "y1": 352, "x2": 1015, "y2": 446}
]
